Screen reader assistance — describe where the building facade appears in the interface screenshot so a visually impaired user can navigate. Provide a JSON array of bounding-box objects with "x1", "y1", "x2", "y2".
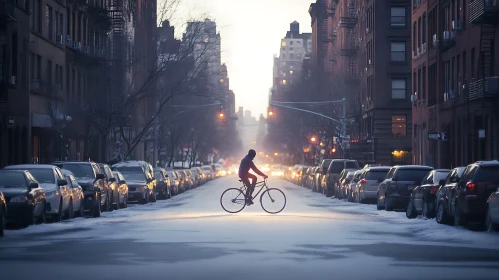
[{"x1": 412, "y1": 0, "x2": 499, "y2": 168}]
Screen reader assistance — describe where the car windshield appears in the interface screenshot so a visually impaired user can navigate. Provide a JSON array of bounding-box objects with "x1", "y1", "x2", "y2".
[
  {"x1": 59, "y1": 164, "x2": 94, "y2": 179},
  {"x1": 154, "y1": 171, "x2": 163, "y2": 179},
  {"x1": 329, "y1": 162, "x2": 344, "y2": 173},
  {"x1": 394, "y1": 169, "x2": 432, "y2": 184},
  {"x1": 475, "y1": 166, "x2": 499, "y2": 182},
  {"x1": 346, "y1": 161, "x2": 358, "y2": 169},
  {"x1": 0, "y1": 172, "x2": 27, "y2": 189},
  {"x1": 202, "y1": 167, "x2": 211, "y2": 172},
  {"x1": 366, "y1": 170, "x2": 389, "y2": 181},
  {"x1": 22, "y1": 169, "x2": 55, "y2": 184},
  {"x1": 114, "y1": 166, "x2": 143, "y2": 173},
  {"x1": 120, "y1": 172, "x2": 146, "y2": 182}
]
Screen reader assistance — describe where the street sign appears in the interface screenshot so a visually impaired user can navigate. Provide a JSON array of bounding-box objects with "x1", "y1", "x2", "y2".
[{"x1": 428, "y1": 131, "x2": 447, "y2": 141}]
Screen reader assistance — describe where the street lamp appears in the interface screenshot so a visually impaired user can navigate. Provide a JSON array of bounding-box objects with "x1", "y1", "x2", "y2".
[
  {"x1": 268, "y1": 110, "x2": 274, "y2": 116},
  {"x1": 274, "y1": 152, "x2": 279, "y2": 156},
  {"x1": 219, "y1": 112, "x2": 224, "y2": 118},
  {"x1": 310, "y1": 136, "x2": 316, "y2": 142}
]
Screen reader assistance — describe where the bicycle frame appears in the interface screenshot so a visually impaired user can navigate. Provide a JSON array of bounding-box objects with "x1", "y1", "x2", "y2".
[{"x1": 240, "y1": 180, "x2": 268, "y2": 200}]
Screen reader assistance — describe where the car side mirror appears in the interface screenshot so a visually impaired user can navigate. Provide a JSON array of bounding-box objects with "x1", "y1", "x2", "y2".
[
  {"x1": 29, "y1": 182, "x2": 39, "y2": 189},
  {"x1": 96, "y1": 173, "x2": 105, "y2": 180},
  {"x1": 57, "y1": 179, "x2": 68, "y2": 186},
  {"x1": 109, "y1": 177, "x2": 116, "y2": 182},
  {"x1": 377, "y1": 178, "x2": 383, "y2": 183},
  {"x1": 439, "y1": 179, "x2": 446, "y2": 186}
]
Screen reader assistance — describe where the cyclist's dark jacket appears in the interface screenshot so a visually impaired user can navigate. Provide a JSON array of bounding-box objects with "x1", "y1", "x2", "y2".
[{"x1": 238, "y1": 155, "x2": 265, "y2": 177}]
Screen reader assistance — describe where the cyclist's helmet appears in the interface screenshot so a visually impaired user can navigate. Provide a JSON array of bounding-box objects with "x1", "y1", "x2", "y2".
[{"x1": 248, "y1": 149, "x2": 256, "y2": 159}]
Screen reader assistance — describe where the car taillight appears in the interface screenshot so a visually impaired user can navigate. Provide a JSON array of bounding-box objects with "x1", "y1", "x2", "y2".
[
  {"x1": 431, "y1": 185, "x2": 438, "y2": 194},
  {"x1": 360, "y1": 179, "x2": 367, "y2": 184},
  {"x1": 466, "y1": 182, "x2": 476, "y2": 193}
]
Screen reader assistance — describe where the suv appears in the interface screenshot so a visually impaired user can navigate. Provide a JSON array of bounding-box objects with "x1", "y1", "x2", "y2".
[
  {"x1": 354, "y1": 166, "x2": 391, "y2": 203},
  {"x1": 52, "y1": 161, "x2": 110, "y2": 217},
  {"x1": 323, "y1": 159, "x2": 360, "y2": 197},
  {"x1": 449, "y1": 160, "x2": 499, "y2": 226},
  {"x1": 112, "y1": 161, "x2": 156, "y2": 204},
  {"x1": 377, "y1": 165, "x2": 433, "y2": 211}
]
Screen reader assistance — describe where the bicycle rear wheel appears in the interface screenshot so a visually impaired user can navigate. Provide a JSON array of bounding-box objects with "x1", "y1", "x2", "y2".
[
  {"x1": 220, "y1": 188, "x2": 246, "y2": 213},
  {"x1": 260, "y1": 188, "x2": 286, "y2": 214}
]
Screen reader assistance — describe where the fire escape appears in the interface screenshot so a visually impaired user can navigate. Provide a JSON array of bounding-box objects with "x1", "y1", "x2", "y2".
[
  {"x1": 321, "y1": 1, "x2": 330, "y2": 72},
  {"x1": 0, "y1": 0, "x2": 16, "y2": 102},
  {"x1": 468, "y1": 0, "x2": 499, "y2": 101},
  {"x1": 339, "y1": 0, "x2": 358, "y2": 85}
]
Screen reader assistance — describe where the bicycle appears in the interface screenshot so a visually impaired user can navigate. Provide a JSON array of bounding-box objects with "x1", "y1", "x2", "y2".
[{"x1": 220, "y1": 178, "x2": 286, "y2": 214}]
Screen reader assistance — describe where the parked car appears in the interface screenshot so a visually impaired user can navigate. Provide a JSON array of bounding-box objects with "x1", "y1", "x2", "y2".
[
  {"x1": 346, "y1": 170, "x2": 364, "y2": 202},
  {"x1": 178, "y1": 170, "x2": 192, "y2": 190},
  {"x1": 448, "y1": 160, "x2": 499, "y2": 227},
  {"x1": 337, "y1": 170, "x2": 357, "y2": 199},
  {"x1": 334, "y1": 168, "x2": 357, "y2": 198},
  {"x1": 4, "y1": 164, "x2": 72, "y2": 222},
  {"x1": 112, "y1": 171, "x2": 129, "y2": 208},
  {"x1": 354, "y1": 166, "x2": 391, "y2": 203},
  {"x1": 323, "y1": 159, "x2": 360, "y2": 197},
  {"x1": 98, "y1": 163, "x2": 120, "y2": 210},
  {"x1": 51, "y1": 161, "x2": 109, "y2": 217},
  {"x1": 60, "y1": 169, "x2": 85, "y2": 218},
  {"x1": 406, "y1": 169, "x2": 450, "y2": 219},
  {"x1": 0, "y1": 192, "x2": 5, "y2": 237},
  {"x1": 486, "y1": 187, "x2": 499, "y2": 231},
  {"x1": 435, "y1": 167, "x2": 466, "y2": 224},
  {"x1": 201, "y1": 165, "x2": 215, "y2": 180},
  {"x1": 376, "y1": 165, "x2": 433, "y2": 211},
  {"x1": 154, "y1": 167, "x2": 171, "y2": 199},
  {"x1": 166, "y1": 170, "x2": 181, "y2": 195},
  {"x1": 112, "y1": 161, "x2": 156, "y2": 204},
  {"x1": 0, "y1": 170, "x2": 47, "y2": 227}
]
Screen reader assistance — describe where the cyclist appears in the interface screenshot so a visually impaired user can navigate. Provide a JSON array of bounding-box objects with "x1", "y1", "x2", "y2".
[{"x1": 238, "y1": 149, "x2": 268, "y2": 205}]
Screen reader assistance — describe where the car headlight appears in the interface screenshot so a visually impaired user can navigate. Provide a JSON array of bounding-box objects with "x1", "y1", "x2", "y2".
[{"x1": 10, "y1": 196, "x2": 29, "y2": 203}]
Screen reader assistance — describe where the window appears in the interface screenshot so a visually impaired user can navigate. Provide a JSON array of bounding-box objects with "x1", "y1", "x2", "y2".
[
  {"x1": 392, "y1": 115, "x2": 407, "y2": 137},
  {"x1": 422, "y1": 66, "x2": 426, "y2": 100},
  {"x1": 47, "y1": 5, "x2": 53, "y2": 41},
  {"x1": 290, "y1": 53, "x2": 294, "y2": 59},
  {"x1": 290, "y1": 41, "x2": 293, "y2": 45},
  {"x1": 281, "y1": 41, "x2": 286, "y2": 47},
  {"x1": 413, "y1": 22, "x2": 417, "y2": 51},
  {"x1": 391, "y1": 42, "x2": 406, "y2": 62},
  {"x1": 37, "y1": 0, "x2": 42, "y2": 33},
  {"x1": 391, "y1": 7, "x2": 406, "y2": 26},
  {"x1": 391, "y1": 79, "x2": 406, "y2": 99}
]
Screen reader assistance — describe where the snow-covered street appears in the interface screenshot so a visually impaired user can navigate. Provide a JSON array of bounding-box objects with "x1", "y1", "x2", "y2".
[{"x1": 1, "y1": 176, "x2": 498, "y2": 280}]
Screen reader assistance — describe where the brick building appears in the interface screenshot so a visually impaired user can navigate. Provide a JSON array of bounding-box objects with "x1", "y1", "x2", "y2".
[
  {"x1": 412, "y1": 0, "x2": 499, "y2": 168},
  {"x1": 312, "y1": 0, "x2": 413, "y2": 165}
]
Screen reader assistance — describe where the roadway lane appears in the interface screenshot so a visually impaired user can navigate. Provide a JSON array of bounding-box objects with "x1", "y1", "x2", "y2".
[{"x1": 1, "y1": 176, "x2": 499, "y2": 280}]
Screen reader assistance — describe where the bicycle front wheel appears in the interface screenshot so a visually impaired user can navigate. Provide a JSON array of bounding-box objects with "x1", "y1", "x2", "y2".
[
  {"x1": 260, "y1": 188, "x2": 286, "y2": 214},
  {"x1": 220, "y1": 188, "x2": 246, "y2": 213}
]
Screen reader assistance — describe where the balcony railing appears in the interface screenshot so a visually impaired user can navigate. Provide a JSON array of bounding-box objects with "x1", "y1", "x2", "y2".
[
  {"x1": 468, "y1": 77, "x2": 499, "y2": 100},
  {"x1": 340, "y1": 17, "x2": 357, "y2": 28},
  {"x1": 469, "y1": 0, "x2": 499, "y2": 24},
  {"x1": 0, "y1": 0, "x2": 16, "y2": 22}
]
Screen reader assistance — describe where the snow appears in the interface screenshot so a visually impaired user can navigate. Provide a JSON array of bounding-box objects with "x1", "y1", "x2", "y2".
[{"x1": 1, "y1": 177, "x2": 498, "y2": 280}]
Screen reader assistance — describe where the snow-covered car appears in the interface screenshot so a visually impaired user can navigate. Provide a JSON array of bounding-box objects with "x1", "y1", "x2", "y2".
[
  {"x1": 4, "y1": 164, "x2": 72, "y2": 222},
  {"x1": 112, "y1": 161, "x2": 156, "y2": 204},
  {"x1": 61, "y1": 169, "x2": 85, "y2": 218},
  {"x1": 0, "y1": 170, "x2": 47, "y2": 227},
  {"x1": 52, "y1": 161, "x2": 110, "y2": 217},
  {"x1": 112, "y1": 171, "x2": 129, "y2": 208}
]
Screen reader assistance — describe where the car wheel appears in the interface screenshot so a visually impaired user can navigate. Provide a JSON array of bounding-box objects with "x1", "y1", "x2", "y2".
[
  {"x1": 150, "y1": 191, "x2": 157, "y2": 202},
  {"x1": 0, "y1": 208, "x2": 4, "y2": 237},
  {"x1": 39, "y1": 204, "x2": 47, "y2": 224},
  {"x1": 486, "y1": 205, "x2": 499, "y2": 232},
  {"x1": 453, "y1": 202, "x2": 467, "y2": 227},
  {"x1": 422, "y1": 200, "x2": 434, "y2": 219},
  {"x1": 114, "y1": 194, "x2": 120, "y2": 210},
  {"x1": 66, "y1": 200, "x2": 74, "y2": 220},
  {"x1": 108, "y1": 193, "x2": 114, "y2": 212},
  {"x1": 376, "y1": 193, "x2": 384, "y2": 210},
  {"x1": 406, "y1": 199, "x2": 417, "y2": 219},
  {"x1": 104, "y1": 193, "x2": 110, "y2": 212},
  {"x1": 384, "y1": 196, "x2": 393, "y2": 211},
  {"x1": 93, "y1": 195, "x2": 101, "y2": 218},
  {"x1": 78, "y1": 201, "x2": 85, "y2": 217},
  {"x1": 54, "y1": 201, "x2": 63, "y2": 222},
  {"x1": 436, "y1": 202, "x2": 449, "y2": 224}
]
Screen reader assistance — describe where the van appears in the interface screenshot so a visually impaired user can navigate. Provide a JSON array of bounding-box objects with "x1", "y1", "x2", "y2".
[{"x1": 323, "y1": 159, "x2": 360, "y2": 197}]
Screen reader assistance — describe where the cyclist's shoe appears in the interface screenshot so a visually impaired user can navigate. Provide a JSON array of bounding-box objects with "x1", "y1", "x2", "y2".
[{"x1": 246, "y1": 198, "x2": 254, "y2": 206}]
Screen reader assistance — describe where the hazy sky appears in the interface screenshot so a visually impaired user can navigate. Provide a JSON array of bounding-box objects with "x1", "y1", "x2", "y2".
[{"x1": 168, "y1": 0, "x2": 312, "y2": 118}]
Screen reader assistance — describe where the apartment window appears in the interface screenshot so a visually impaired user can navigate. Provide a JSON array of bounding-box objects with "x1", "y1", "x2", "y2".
[
  {"x1": 290, "y1": 41, "x2": 293, "y2": 45},
  {"x1": 391, "y1": 42, "x2": 406, "y2": 62},
  {"x1": 451, "y1": 57, "x2": 455, "y2": 92},
  {"x1": 471, "y1": 48, "x2": 475, "y2": 79},
  {"x1": 47, "y1": 5, "x2": 53, "y2": 41},
  {"x1": 392, "y1": 115, "x2": 407, "y2": 137},
  {"x1": 391, "y1": 7, "x2": 406, "y2": 27},
  {"x1": 456, "y1": 55, "x2": 461, "y2": 95},
  {"x1": 418, "y1": 18, "x2": 422, "y2": 48},
  {"x1": 290, "y1": 53, "x2": 294, "y2": 59},
  {"x1": 47, "y1": 60, "x2": 52, "y2": 91},
  {"x1": 462, "y1": 1, "x2": 466, "y2": 29},
  {"x1": 413, "y1": 71, "x2": 417, "y2": 97},
  {"x1": 290, "y1": 47, "x2": 293, "y2": 51},
  {"x1": 413, "y1": 22, "x2": 417, "y2": 51},
  {"x1": 392, "y1": 79, "x2": 406, "y2": 99},
  {"x1": 281, "y1": 41, "x2": 286, "y2": 47},
  {"x1": 422, "y1": 13, "x2": 427, "y2": 44},
  {"x1": 457, "y1": 0, "x2": 461, "y2": 22},
  {"x1": 422, "y1": 66, "x2": 426, "y2": 100},
  {"x1": 67, "y1": 8, "x2": 70, "y2": 36},
  {"x1": 37, "y1": 0, "x2": 42, "y2": 33},
  {"x1": 463, "y1": 51, "x2": 467, "y2": 81}
]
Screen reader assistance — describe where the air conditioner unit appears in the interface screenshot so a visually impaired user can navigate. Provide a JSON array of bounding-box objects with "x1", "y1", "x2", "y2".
[
  {"x1": 366, "y1": 27, "x2": 369, "y2": 33},
  {"x1": 433, "y1": 34, "x2": 438, "y2": 43},
  {"x1": 66, "y1": 35, "x2": 73, "y2": 47},
  {"x1": 411, "y1": 94, "x2": 417, "y2": 102},
  {"x1": 452, "y1": 20, "x2": 462, "y2": 31},
  {"x1": 368, "y1": 59, "x2": 371, "y2": 65},
  {"x1": 9, "y1": 76, "x2": 16, "y2": 85},
  {"x1": 56, "y1": 34, "x2": 63, "y2": 45}
]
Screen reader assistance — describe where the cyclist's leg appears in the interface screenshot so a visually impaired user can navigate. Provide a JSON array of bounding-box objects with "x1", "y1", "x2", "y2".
[
  {"x1": 240, "y1": 176, "x2": 252, "y2": 201},
  {"x1": 248, "y1": 174, "x2": 257, "y2": 199}
]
